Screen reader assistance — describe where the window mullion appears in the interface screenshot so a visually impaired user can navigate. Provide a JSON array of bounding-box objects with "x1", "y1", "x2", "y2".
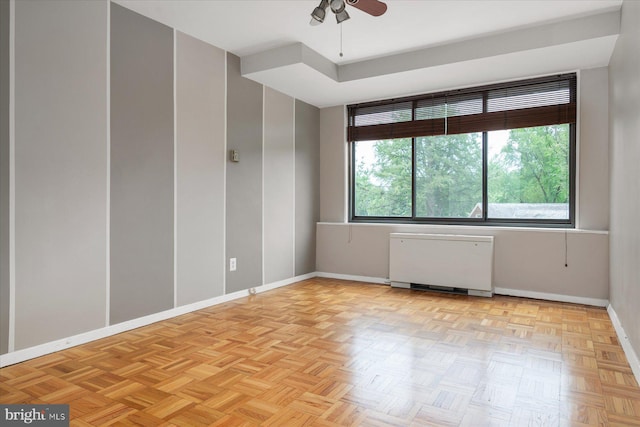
[
  {"x1": 482, "y1": 92, "x2": 488, "y2": 222},
  {"x1": 349, "y1": 140, "x2": 355, "y2": 221},
  {"x1": 482, "y1": 132, "x2": 488, "y2": 222},
  {"x1": 411, "y1": 100, "x2": 417, "y2": 219}
]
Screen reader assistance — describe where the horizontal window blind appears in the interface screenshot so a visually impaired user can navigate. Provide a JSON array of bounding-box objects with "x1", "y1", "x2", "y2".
[
  {"x1": 347, "y1": 74, "x2": 577, "y2": 142},
  {"x1": 353, "y1": 101, "x2": 412, "y2": 126}
]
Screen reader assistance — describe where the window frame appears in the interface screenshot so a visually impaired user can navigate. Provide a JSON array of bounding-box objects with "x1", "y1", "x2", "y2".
[{"x1": 348, "y1": 74, "x2": 577, "y2": 228}]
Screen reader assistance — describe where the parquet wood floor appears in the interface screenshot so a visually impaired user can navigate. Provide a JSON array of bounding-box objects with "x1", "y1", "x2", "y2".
[{"x1": 2, "y1": 278, "x2": 640, "y2": 426}]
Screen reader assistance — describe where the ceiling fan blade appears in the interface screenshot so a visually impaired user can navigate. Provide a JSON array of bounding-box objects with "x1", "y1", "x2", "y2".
[{"x1": 346, "y1": 0, "x2": 387, "y2": 17}]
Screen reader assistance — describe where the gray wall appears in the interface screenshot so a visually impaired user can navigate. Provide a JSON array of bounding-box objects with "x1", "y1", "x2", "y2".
[
  {"x1": 609, "y1": 0, "x2": 640, "y2": 360},
  {"x1": 317, "y1": 223, "x2": 609, "y2": 301},
  {"x1": 2, "y1": 1, "x2": 319, "y2": 357},
  {"x1": 110, "y1": 3, "x2": 174, "y2": 324},
  {"x1": 295, "y1": 100, "x2": 320, "y2": 275},
  {"x1": 320, "y1": 106, "x2": 347, "y2": 223},
  {"x1": 226, "y1": 53, "x2": 264, "y2": 293},
  {"x1": 0, "y1": 0, "x2": 10, "y2": 355},
  {"x1": 175, "y1": 31, "x2": 226, "y2": 306},
  {"x1": 14, "y1": 0, "x2": 108, "y2": 349},
  {"x1": 264, "y1": 88, "x2": 295, "y2": 284},
  {"x1": 579, "y1": 67, "x2": 609, "y2": 230}
]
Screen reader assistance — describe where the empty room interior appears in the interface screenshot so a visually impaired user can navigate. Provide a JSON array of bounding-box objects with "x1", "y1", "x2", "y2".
[{"x1": 1, "y1": 0, "x2": 639, "y2": 425}]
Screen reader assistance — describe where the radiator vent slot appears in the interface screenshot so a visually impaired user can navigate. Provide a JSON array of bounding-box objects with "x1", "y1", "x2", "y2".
[
  {"x1": 410, "y1": 284, "x2": 468, "y2": 295},
  {"x1": 389, "y1": 233, "x2": 494, "y2": 297}
]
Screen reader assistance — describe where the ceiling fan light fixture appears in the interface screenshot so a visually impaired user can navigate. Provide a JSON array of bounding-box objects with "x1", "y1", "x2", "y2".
[
  {"x1": 330, "y1": 0, "x2": 345, "y2": 13},
  {"x1": 311, "y1": 0, "x2": 329, "y2": 24},
  {"x1": 329, "y1": 0, "x2": 350, "y2": 23},
  {"x1": 335, "y1": 9, "x2": 350, "y2": 23},
  {"x1": 310, "y1": 0, "x2": 385, "y2": 26}
]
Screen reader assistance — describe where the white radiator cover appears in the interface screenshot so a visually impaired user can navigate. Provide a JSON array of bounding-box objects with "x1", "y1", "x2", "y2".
[{"x1": 389, "y1": 233, "x2": 494, "y2": 295}]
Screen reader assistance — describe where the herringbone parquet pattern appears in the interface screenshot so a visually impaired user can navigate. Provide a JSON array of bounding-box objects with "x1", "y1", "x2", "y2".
[{"x1": 2, "y1": 278, "x2": 640, "y2": 426}]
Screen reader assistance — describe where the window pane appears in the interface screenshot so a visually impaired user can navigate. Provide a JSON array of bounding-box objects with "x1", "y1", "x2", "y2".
[
  {"x1": 415, "y1": 133, "x2": 482, "y2": 218},
  {"x1": 354, "y1": 139, "x2": 412, "y2": 217},
  {"x1": 487, "y1": 125, "x2": 569, "y2": 219}
]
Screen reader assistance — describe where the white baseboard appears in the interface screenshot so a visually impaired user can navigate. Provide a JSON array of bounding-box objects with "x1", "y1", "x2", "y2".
[
  {"x1": 0, "y1": 274, "x2": 619, "y2": 368},
  {"x1": 607, "y1": 304, "x2": 640, "y2": 385},
  {"x1": 0, "y1": 273, "x2": 314, "y2": 368},
  {"x1": 315, "y1": 272, "x2": 388, "y2": 285},
  {"x1": 494, "y1": 287, "x2": 609, "y2": 307},
  {"x1": 258, "y1": 272, "x2": 316, "y2": 293},
  {"x1": 315, "y1": 276, "x2": 608, "y2": 307}
]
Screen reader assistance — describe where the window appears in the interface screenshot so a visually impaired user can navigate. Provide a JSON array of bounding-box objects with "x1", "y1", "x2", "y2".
[
  {"x1": 354, "y1": 138, "x2": 412, "y2": 217},
  {"x1": 348, "y1": 74, "x2": 576, "y2": 227},
  {"x1": 415, "y1": 133, "x2": 482, "y2": 218}
]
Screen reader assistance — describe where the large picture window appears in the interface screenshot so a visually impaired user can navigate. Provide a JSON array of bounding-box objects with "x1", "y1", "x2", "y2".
[{"x1": 348, "y1": 74, "x2": 576, "y2": 227}]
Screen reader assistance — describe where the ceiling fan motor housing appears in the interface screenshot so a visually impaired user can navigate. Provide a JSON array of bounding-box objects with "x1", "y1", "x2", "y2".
[{"x1": 330, "y1": 0, "x2": 346, "y2": 13}]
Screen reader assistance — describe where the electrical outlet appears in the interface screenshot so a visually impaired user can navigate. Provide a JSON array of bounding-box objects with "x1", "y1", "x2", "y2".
[{"x1": 230, "y1": 258, "x2": 237, "y2": 271}]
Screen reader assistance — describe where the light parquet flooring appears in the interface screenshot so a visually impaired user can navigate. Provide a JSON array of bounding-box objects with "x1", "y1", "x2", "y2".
[{"x1": 2, "y1": 278, "x2": 640, "y2": 426}]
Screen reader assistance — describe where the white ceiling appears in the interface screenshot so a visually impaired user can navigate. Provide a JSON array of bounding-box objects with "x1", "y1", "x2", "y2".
[{"x1": 116, "y1": 0, "x2": 622, "y2": 107}]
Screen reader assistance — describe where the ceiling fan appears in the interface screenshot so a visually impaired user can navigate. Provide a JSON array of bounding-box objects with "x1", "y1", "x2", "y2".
[{"x1": 310, "y1": 0, "x2": 388, "y2": 25}]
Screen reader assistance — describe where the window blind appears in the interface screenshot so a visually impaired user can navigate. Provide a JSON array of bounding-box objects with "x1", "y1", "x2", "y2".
[{"x1": 347, "y1": 74, "x2": 577, "y2": 142}]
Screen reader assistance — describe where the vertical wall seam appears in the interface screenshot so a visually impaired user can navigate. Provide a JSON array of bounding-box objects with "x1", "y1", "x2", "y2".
[
  {"x1": 262, "y1": 86, "x2": 265, "y2": 286},
  {"x1": 222, "y1": 52, "x2": 227, "y2": 295},
  {"x1": 575, "y1": 69, "x2": 581, "y2": 229},
  {"x1": 173, "y1": 30, "x2": 178, "y2": 308},
  {"x1": 343, "y1": 105, "x2": 348, "y2": 223},
  {"x1": 8, "y1": 0, "x2": 15, "y2": 352},
  {"x1": 292, "y1": 99, "x2": 296, "y2": 278},
  {"x1": 105, "y1": 0, "x2": 111, "y2": 327}
]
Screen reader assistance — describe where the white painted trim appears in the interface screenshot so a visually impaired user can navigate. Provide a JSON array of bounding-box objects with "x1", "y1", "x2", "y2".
[
  {"x1": 105, "y1": 0, "x2": 111, "y2": 327},
  {"x1": 222, "y1": 51, "x2": 227, "y2": 295},
  {"x1": 173, "y1": 29, "x2": 178, "y2": 308},
  {"x1": 292, "y1": 98, "x2": 296, "y2": 277},
  {"x1": 316, "y1": 271, "x2": 388, "y2": 285},
  {"x1": 260, "y1": 272, "x2": 316, "y2": 294},
  {"x1": 261, "y1": 85, "x2": 265, "y2": 286},
  {"x1": 607, "y1": 304, "x2": 640, "y2": 385},
  {"x1": 0, "y1": 273, "x2": 315, "y2": 367},
  {"x1": 315, "y1": 221, "x2": 609, "y2": 235},
  {"x1": 1, "y1": 270, "x2": 624, "y2": 368},
  {"x1": 314, "y1": 276, "x2": 607, "y2": 306},
  {"x1": 8, "y1": 0, "x2": 15, "y2": 353},
  {"x1": 494, "y1": 287, "x2": 608, "y2": 307}
]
